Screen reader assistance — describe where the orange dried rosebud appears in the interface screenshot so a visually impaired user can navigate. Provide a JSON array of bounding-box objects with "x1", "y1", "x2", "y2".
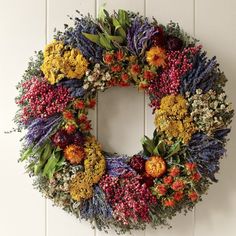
[
  {"x1": 64, "y1": 144, "x2": 85, "y2": 164},
  {"x1": 145, "y1": 156, "x2": 166, "y2": 178}
]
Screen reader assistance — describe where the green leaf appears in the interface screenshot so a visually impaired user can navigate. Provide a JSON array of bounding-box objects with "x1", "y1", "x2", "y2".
[
  {"x1": 106, "y1": 34, "x2": 124, "y2": 43},
  {"x1": 99, "y1": 33, "x2": 113, "y2": 50},
  {"x1": 141, "y1": 136, "x2": 155, "y2": 155},
  {"x1": 20, "y1": 147, "x2": 33, "y2": 161},
  {"x1": 153, "y1": 130, "x2": 160, "y2": 146},
  {"x1": 34, "y1": 144, "x2": 52, "y2": 175},
  {"x1": 166, "y1": 141, "x2": 181, "y2": 158},
  {"x1": 118, "y1": 9, "x2": 129, "y2": 27},
  {"x1": 82, "y1": 33, "x2": 101, "y2": 46},
  {"x1": 42, "y1": 152, "x2": 60, "y2": 178},
  {"x1": 112, "y1": 18, "x2": 126, "y2": 38},
  {"x1": 157, "y1": 141, "x2": 166, "y2": 157},
  {"x1": 153, "y1": 145, "x2": 160, "y2": 156}
]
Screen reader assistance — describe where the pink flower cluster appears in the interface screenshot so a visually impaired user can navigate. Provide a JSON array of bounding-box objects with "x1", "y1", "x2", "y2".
[
  {"x1": 99, "y1": 172, "x2": 157, "y2": 225},
  {"x1": 148, "y1": 46, "x2": 201, "y2": 110},
  {"x1": 16, "y1": 77, "x2": 72, "y2": 123}
]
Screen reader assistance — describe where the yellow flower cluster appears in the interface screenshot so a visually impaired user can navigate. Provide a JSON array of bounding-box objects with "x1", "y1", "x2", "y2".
[
  {"x1": 69, "y1": 136, "x2": 106, "y2": 201},
  {"x1": 41, "y1": 40, "x2": 88, "y2": 84},
  {"x1": 155, "y1": 94, "x2": 197, "y2": 143}
]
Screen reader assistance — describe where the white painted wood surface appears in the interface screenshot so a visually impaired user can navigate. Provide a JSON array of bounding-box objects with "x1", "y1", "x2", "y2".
[{"x1": 0, "y1": 0, "x2": 235, "y2": 236}]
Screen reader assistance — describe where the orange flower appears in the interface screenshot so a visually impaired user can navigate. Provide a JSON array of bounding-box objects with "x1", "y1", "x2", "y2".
[
  {"x1": 163, "y1": 176, "x2": 173, "y2": 185},
  {"x1": 164, "y1": 198, "x2": 175, "y2": 207},
  {"x1": 64, "y1": 144, "x2": 85, "y2": 164},
  {"x1": 171, "y1": 179, "x2": 185, "y2": 191},
  {"x1": 66, "y1": 124, "x2": 77, "y2": 134},
  {"x1": 145, "y1": 156, "x2": 166, "y2": 178},
  {"x1": 173, "y1": 191, "x2": 184, "y2": 201},
  {"x1": 88, "y1": 99, "x2": 96, "y2": 108},
  {"x1": 155, "y1": 184, "x2": 167, "y2": 196},
  {"x1": 138, "y1": 81, "x2": 148, "y2": 90},
  {"x1": 111, "y1": 65, "x2": 122, "y2": 72},
  {"x1": 121, "y1": 73, "x2": 129, "y2": 82},
  {"x1": 188, "y1": 191, "x2": 199, "y2": 202},
  {"x1": 63, "y1": 110, "x2": 74, "y2": 120},
  {"x1": 103, "y1": 53, "x2": 113, "y2": 64},
  {"x1": 116, "y1": 50, "x2": 124, "y2": 61},
  {"x1": 146, "y1": 46, "x2": 167, "y2": 68},
  {"x1": 192, "y1": 172, "x2": 201, "y2": 182},
  {"x1": 74, "y1": 100, "x2": 85, "y2": 109},
  {"x1": 130, "y1": 64, "x2": 141, "y2": 75},
  {"x1": 169, "y1": 166, "x2": 180, "y2": 177}
]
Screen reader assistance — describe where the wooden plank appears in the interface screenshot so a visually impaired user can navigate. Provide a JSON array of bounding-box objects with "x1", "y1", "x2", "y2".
[
  {"x1": 96, "y1": 1, "x2": 145, "y2": 236},
  {"x1": 194, "y1": 1, "x2": 236, "y2": 235},
  {"x1": 145, "y1": 1, "x2": 195, "y2": 236},
  {"x1": 0, "y1": 0, "x2": 46, "y2": 236},
  {"x1": 46, "y1": 1, "x2": 96, "y2": 236}
]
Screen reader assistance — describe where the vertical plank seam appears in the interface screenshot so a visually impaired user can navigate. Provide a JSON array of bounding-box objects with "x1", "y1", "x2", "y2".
[
  {"x1": 45, "y1": 1, "x2": 48, "y2": 236},
  {"x1": 193, "y1": 1, "x2": 196, "y2": 236}
]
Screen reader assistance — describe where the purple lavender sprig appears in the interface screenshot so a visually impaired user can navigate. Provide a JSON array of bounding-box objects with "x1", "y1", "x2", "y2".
[
  {"x1": 56, "y1": 79, "x2": 85, "y2": 98},
  {"x1": 180, "y1": 52, "x2": 220, "y2": 95},
  {"x1": 24, "y1": 114, "x2": 62, "y2": 150},
  {"x1": 187, "y1": 131, "x2": 228, "y2": 182},
  {"x1": 104, "y1": 153, "x2": 134, "y2": 177},
  {"x1": 55, "y1": 13, "x2": 103, "y2": 63},
  {"x1": 127, "y1": 16, "x2": 158, "y2": 57},
  {"x1": 80, "y1": 185, "x2": 113, "y2": 231}
]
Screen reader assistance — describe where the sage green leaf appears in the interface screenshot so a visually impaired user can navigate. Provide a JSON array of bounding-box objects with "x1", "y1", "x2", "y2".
[
  {"x1": 157, "y1": 141, "x2": 166, "y2": 157},
  {"x1": 141, "y1": 136, "x2": 155, "y2": 155},
  {"x1": 166, "y1": 141, "x2": 181, "y2": 158},
  {"x1": 82, "y1": 33, "x2": 101, "y2": 46},
  {"x1": 112, "y1": 18, "x2": 126, "y2": 38},
  {"x1": 42, "y1": 152, "x2": 60, "y2": 178},
  {"x1": 153, "y1": 145, "x2": 160, "y2": 156},
  {"x1": 118, "y1": 9, "x2": 129, "y2": 27},
  {"x1": 99, "y1": 33, "x2": 113, "y2": 50},
  {"x1": 20, "y1": 147, "x2": 33, "y2": 161},
  {"x1": 106, "y1": 35, "x2": 124, "y2": 43}
]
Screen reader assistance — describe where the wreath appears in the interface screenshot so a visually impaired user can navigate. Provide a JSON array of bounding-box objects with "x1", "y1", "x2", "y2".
[{"x1": 14, "y1": 9, "x2": 234, "y2": 234}]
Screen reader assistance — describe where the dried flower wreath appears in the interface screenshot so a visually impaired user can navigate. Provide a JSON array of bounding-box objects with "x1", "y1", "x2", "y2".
[{"x1": 14, "y1": 9, "x2": 234, "y2": 234}]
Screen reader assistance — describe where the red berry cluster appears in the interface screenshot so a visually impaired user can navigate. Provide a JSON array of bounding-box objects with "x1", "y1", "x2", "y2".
[
  {"x1": 16, "y1": 77, "x2": 72, "y2": 123},
  {"x1": 148, "y1": 46, "x2": 201, "y2": 110},
  {"x1": 99, "y1": 172, "x2": 157, "y2": 225},
  {"x1": 153, "y1": 162, "x2": 201, "y2": 208}
]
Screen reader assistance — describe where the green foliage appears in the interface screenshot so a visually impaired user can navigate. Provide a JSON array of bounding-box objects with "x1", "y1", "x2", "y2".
[
  {"x1": 21, "y1": 142, "x2": 66, "y2": 179},
  {"x1": 83, "y1": 9, "x2": 130, "y2": 50},
  {"x1": 141, "y1": 130, "x2": 181, "y2": 158}
]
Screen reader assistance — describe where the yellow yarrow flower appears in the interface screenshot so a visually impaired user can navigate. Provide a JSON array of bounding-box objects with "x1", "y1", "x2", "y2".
[
  {"x1": 69, "y1": 136, "x2": 106, "y2": 201},
  {"x1": 41, "y1": 40, "x2": 88, "y2": 84},
  {"x1": 155, "y1": 94, "x2": 197, "y2": 143}
]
